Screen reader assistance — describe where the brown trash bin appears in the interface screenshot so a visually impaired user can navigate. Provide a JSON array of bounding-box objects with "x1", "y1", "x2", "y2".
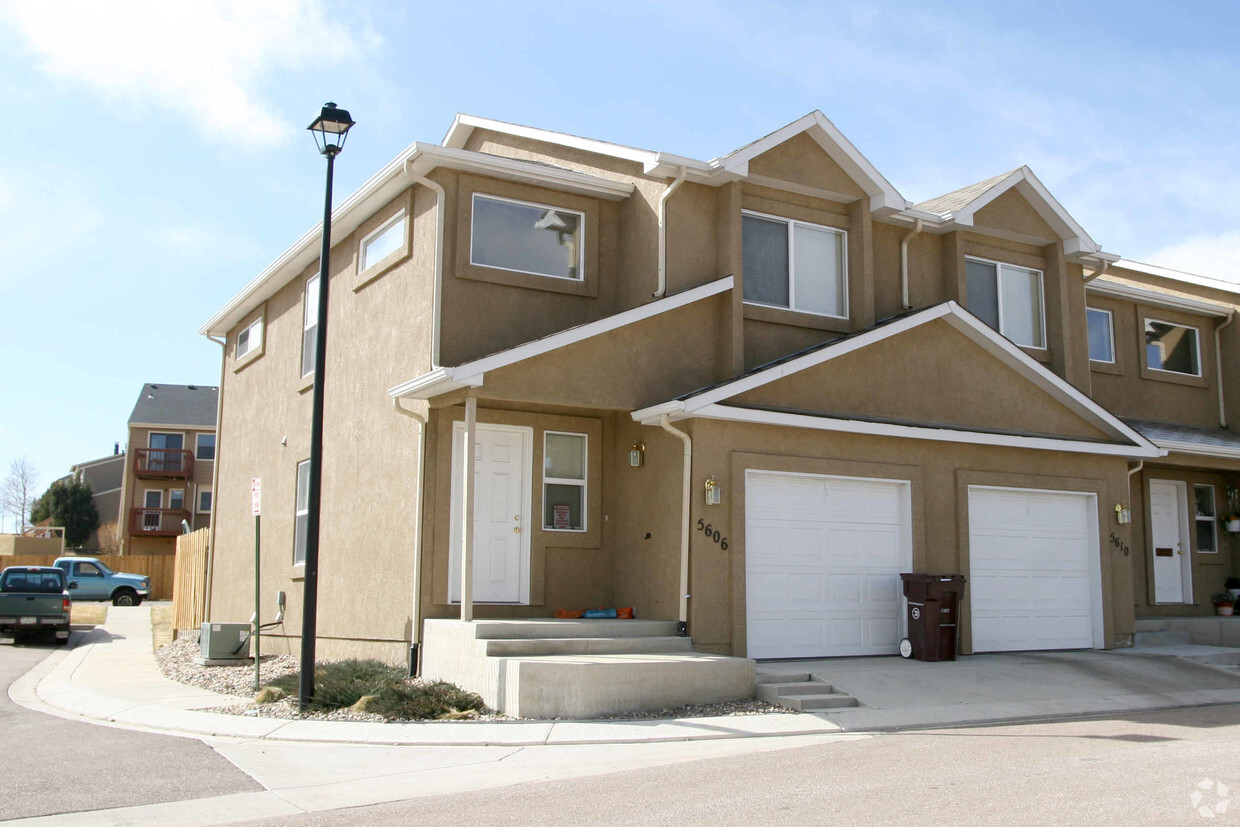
[{"x1": 899, "y1": 573, "x2": 967, "y2": 662}]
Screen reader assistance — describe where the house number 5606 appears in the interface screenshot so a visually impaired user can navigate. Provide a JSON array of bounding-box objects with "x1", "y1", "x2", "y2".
[{"x1": 696, "y1": 518, "x2": 728, "y2": 550}]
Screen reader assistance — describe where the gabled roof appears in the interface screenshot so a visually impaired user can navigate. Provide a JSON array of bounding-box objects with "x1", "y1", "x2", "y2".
[
  {"x1": 1123, "y1": 418, "x2": 1240, "y2": 460},
  {"x1": 388, "y1": 276, "x2": 734, "y2": 400},
  {"x1": 633, "y1": 302, "x2": 1162, "y2": 459},
  {"x1": 128, "y1": 383, "x2": 219, "y2": 429}
]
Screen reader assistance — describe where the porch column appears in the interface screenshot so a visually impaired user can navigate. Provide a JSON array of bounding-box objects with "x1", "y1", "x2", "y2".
[{"x1": 460, "y1": 396, "x2": 477, "y2": 622}]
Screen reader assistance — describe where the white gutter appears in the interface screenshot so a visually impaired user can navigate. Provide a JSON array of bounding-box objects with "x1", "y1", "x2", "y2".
[
  {"x1": 654, "y1": 167, "x2": 688, "y2": 298},
  {"x1": 1217, "y1": 311, "x2": 1235, "y2": 427},
  {"x1": 392, "y1": 398, "x2": 428, "y2": 673},
  {"x1": 203, "y1": 334, "x2": 227, "y2": 620},
  {"x1": 405, "y1": 163, "x2": 445, "y2": 368},
  {"x1": 899, "y1": 218, "x2": 924, "y2": 310},
  {"x1": 1087, "y1": 278, "x2": 1233, "y2": 318},
  {"x1": 657, "y1": 414, "x2": 692, "y2": 634},
  {"x1": 1083, "y1": 259, "x2": 1110, "y2": 283}
]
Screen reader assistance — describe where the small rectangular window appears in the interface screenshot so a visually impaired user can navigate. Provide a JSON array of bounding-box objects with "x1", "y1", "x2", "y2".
[
  {"x1": 301, "y1": 274, "x2": 320, "y2": 378},
  {"x1": 236, "y1": 317, "x2": 263, "y2": 360},
  {"x1": 198, "y1": 489, "x2": 212, "y2": 514},
  {"x1": 742, "y1": 212, "x2": 847, "y2": 318},
  {"x1": 1195, "y1": 484, "x2": 1217, "y2": 553},
  {"x1": 965, "y1": 257, "x2": 1045, "y2": 348},
  {"x1": 543, "y1": 432, "x2": 586, "y2": 531},
  {"x1": 294, "y1": 460, "x2": 310, "y2": 565},
  {"x1": 1087, "y1": 308, "x2": 1114, "y2": 363},
  {"x1": 169, "y1": 489, "x2": 185, "y2": 511},
  {"x1": 359, "y1": 211, "x2": 406, "y2": 273},
  {"x1": 1145, "y1": 319, "x2": 1200, "y2": 376},
  {"x1": 195, "y1": 433, "x2": 216, "y2": 460},
  {"x1": 471, "y1": 194, "x2": 584, "y2": 281}
]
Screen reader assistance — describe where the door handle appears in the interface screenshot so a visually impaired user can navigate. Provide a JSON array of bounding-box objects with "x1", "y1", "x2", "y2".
[{"x1": 513, "y1": 527, "x2": 521, "y2": 533}]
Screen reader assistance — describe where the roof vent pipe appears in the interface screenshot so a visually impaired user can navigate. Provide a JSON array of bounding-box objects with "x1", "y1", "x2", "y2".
[
  {"x1": 899, "y1": 219, "x2": 924, "y2": 310},
  {"x1": 654, "y1": 166, "x2": 688, "y2": 298}
]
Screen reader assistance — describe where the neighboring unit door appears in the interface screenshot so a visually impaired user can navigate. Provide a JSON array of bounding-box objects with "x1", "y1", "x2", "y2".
[
  {"x1": 745, "y1": 470, "x2": 910, "y2": 660},
  {"x1": 449, "y1": 423, "x2": 532, "y2": 604},
  {"x1": 142, "y1": 490, "x2": 163, "y2": 532},
  {"x1": 968, "y1": 487, "x2": 1099, "y2": 652},
  {"x1": 1150, "y1": 480, "x2": 1191, "y2": 604}
]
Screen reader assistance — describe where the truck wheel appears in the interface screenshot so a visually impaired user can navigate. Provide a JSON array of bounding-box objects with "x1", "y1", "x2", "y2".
[{"x1": 112, "y1": 589, "x2": 140, "y2": 607}]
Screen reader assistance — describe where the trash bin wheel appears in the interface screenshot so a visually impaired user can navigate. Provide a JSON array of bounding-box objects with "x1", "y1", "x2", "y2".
[{"x1": 899, "y1": 638, "x2": 913, "y2": 658}]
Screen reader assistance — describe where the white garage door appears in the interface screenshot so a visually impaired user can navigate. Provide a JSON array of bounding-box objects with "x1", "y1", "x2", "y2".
[
  {"x1": 745, "y1": 471, "x2": 910, "y2": 659},
  {"x1": 968, "y1": 487, "x2": 1100, "y2": 652}
]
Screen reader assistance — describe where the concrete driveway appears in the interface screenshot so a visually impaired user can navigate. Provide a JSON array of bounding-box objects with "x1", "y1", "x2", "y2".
[{"x1": 761, "y1": 650, "x2": 1240, "y2": 731}]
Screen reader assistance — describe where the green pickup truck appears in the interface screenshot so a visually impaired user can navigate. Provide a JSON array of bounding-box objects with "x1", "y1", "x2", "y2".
[{"x1": 0, "y1": 566, "x2": 71, "y2": 644}]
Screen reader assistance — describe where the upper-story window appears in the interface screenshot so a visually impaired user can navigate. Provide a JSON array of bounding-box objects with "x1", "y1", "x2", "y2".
[
  {"x1": 966, "y1": 257, "x2": 1045, "y2": 349},
  {"x1": 471, "y1": 194, "x2": 584, "y2": 281},
  {"x1": 1144, "y1": 319, "x2": 1200, "y2": 376},
  {"x1": 1086, "y1": 307, "x2": 1114, "y2": 363},
  {"x1": 301, "y1": 274, "x2": 320, "y2": 378},
  {"x1": 359, "y1": 210, "x2": 406, "y2": 274},
  {"x1": 742, "y1": 211, "x2": 847, "y2": 318},
  {"x1": 236, "y1": 317, "x2": 263, "y2": 360},
  {"x1": 195, "y1": 434, "x2": 216, "y2": 461}
]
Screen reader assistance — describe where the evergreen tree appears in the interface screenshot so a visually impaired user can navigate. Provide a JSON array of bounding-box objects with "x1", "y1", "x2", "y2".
[{"x1": 31, "y1": 478, "x2": 99, "y2": 547}]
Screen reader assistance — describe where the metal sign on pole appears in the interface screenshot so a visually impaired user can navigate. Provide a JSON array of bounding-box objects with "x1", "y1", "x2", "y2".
[{"x1": 252, "y1": 477, "x2": 261, "y2": 692}]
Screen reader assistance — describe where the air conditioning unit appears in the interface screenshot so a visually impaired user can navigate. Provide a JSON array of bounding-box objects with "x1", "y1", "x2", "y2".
[{"x1": 199, "y1": 622, "x2": 251, "y2": 660}]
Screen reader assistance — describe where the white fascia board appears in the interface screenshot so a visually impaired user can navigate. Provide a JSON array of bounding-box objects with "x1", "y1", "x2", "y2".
[
  {"x1": 1087, "y1": 278, "x2": 1233, "y2": 317},
  {"x1": 1116, "y1": 259, "x2": 1240, "y2": 297},
  {"x1": 391, "y1": 276, "x2": 735, "y2": 400},
  {"x1": 444, "y1": 113, "x2": 661, "y2": 166},
  {"x1": 631, "y1": 400, "x2": 687, "y2": 425},
  {"x1": 690, "y1": 404, "x2": 1164, "y2": 458},
  {"x1": 951, "y1": 167, "x2": 1098, "y2": 254},
  {"x1": 1155, "y1": 441, "x2": 1240, "y2": 460},
  {"x1": 201, "y1": 143, "x2": 633, "y2": 338}
]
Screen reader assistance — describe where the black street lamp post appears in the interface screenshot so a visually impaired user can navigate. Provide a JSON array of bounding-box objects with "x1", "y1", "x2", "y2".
[{"x1": 300, "y1": 102, "x2": 354, "y2": 712}]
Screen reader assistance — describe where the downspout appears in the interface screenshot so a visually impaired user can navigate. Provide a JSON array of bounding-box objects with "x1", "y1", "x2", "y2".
[
  {"x1": 1126, "y1": 460, "x2": 1144, "y2": 520},
  {"x1": 393, "y1": 398, "x2": 427, "y2": 675},
  {"x1": 653, "y1": 167, "x2": 688, "y2": 298},
  {"x1": 899, "y1": 219, "x2": 924, "y2": 311},
  {"x1": 203, "y1": 334, "x2": 227, "y2": 621},
  {"x1": 405, "y1": 162, "x2": 445, "y2": 368},
  {"x1": 658, "y1": 414, "x2": 692, "y2": 636},
  {"x1": 1083, "y1": 260, "x2": 1110, "y2": 283},
  {"x1": 1216, "y1": 311, "x2": 1235, "y2": 427}
]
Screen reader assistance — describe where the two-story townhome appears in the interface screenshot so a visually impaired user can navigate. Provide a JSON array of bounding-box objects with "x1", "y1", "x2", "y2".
[
  {"x1": 62, "y1": 446, "x2": 126, "y2": 551},
  {"x1": 199, "y1": 111, "x2": 1236, "y2": 713},
  {"x1": 116, "y1": 383, "x2": 218, "y2": 555}
]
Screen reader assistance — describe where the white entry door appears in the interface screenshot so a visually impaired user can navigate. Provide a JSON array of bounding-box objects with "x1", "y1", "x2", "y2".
[
  {"x1": 449, "y1": 423, "x2": 532, "y2": 604},
  {"x1": 745, "y1": 470, "x2": 911, "y2": 660},
  {"x1": 1150, "y1": 480, "x2": 1192, "y2": 604},
  {"x1": 968, "y1": 487, "x2": 1100, "y2": 652}
]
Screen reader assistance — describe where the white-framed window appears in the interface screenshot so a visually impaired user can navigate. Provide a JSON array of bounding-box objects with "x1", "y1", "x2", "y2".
[
  {"x1": 197, "y1": 487, "x2": 212, "y2": 514},
  {"x1": 293, "y1": 460, "x2": 310, "y2": 565},
  {"x1": 470, "y1": 193, "x2": 585, "y2": 281},
  {"x1": 301, "y1": 274, "x2": 320, "y2": 377},
  {"x1": 169, "y1": 489, "x2": 185, "y2": 511},
  {"x1": 966, "y1": 257, "x2": 1046, "y2": 349},
  {"x1": 1195, "y1": 484, "x2": 1218, "y2": 553},
  {"x1": 1086, "y1": 307, "x2": 1115, "y2": 363},
  {"x1": 236, "y1": 317, "x2": 263, "y2": 360},
  {"x1": 1145, "y1": 318, "x2": 1201, "y2": 376},
  {"x1": 742, "y1": 211, "x2": 847, "y2": 318},
  {"x1": 142, "y1": 490, "x2": 162, "y2": 531},
  {"x1": 143, "y1": 490, "x2": 162, "y2": 509},
  {"x1": 543, "y1": 431, "x2": 586, "y2": 532},
  {"x1": 359, "y1": 210, "x2": 406, "y2": 273},
  {"x1": 195, "y1": 433, "x2": 216, "y2": 461}
]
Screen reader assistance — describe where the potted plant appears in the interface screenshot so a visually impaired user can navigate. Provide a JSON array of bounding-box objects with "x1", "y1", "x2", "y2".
[
  {"x1": 1224, "y1": 514, "x2": 1240, "y2": 534},
  {"x1": 1212, "y1": 593, "x2": 1235, "y2": 617},
  {"x1": 1226, "y1": 576, "x2": 1240, "y2": 603}
]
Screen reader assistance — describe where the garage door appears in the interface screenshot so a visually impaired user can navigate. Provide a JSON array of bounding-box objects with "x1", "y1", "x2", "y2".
[
  {"x1": 745, "y1": 471, "x2": 910, "y2": 659},
  {"x1": 968, "y1": 487, "x2": 1099, "y2": 652}
]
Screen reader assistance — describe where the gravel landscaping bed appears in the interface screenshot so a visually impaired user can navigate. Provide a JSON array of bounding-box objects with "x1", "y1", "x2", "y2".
[{"x1": 156, "y1": 637, "x2": 795, "y2": 722}]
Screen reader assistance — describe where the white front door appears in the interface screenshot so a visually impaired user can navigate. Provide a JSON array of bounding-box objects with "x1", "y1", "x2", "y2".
[
  {"x1": 1150, "y1": 480, "x2": 1191, "y2": 604},
  {"x1": 745, "y1": 470, "x2": 911, "y2": 659},
  {"x1": 449, "y1": 422, "x2": 532, "y2": 604}
]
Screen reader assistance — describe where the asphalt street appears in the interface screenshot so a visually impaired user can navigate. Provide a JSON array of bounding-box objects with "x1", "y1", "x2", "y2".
[
  {"x1": 0, "y1": 633, "x2": 261, "y2": 821},
  {"x1": 252, "y1": 704, "x2": 1240, "y2": 826}
]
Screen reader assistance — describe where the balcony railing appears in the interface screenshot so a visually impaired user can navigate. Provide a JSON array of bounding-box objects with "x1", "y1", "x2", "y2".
[
  {"x1": 129, "y1": 508, "x2": 192, "y2": 537},
  {"x1": 133, "y1": 448, "x2": 194, "y2": 480}
]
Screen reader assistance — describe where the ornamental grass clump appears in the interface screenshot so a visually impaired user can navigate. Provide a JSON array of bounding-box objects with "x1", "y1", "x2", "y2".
[{"x1": 261, "y1": 659, "x2": 484, "y2": 719}]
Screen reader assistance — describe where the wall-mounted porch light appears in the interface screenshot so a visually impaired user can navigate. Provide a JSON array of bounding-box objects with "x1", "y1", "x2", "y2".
[
  {"x1": 1114, "y1": 503, "x2": 1131, "y2": 525},
  {"x1": 629, "y1": 441, "x2": 645, "y2": 467},
  {"x1": 704, "y1": 476, "x2": 721, "y2": 506}
]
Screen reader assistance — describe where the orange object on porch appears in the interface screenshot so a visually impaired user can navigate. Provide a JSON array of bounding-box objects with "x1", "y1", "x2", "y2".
[{"x1": 554, "y1": 609, "x2": 584, "y2": 619}]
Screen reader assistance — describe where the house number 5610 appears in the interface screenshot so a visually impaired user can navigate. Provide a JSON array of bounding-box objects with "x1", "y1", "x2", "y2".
[{"x1": 697, "y1": 518, "x2": 728, "y2": 550}]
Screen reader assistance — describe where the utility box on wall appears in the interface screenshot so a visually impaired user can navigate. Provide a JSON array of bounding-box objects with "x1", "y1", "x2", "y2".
[{"x1": 199, "y1": 622, "x2": 251, "y2": 661}]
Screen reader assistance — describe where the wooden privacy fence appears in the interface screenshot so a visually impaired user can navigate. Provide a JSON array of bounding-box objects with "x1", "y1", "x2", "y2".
[
  {"x1": 172, "y1": 528, "x2": 210, "y2": 635},
  {"x1": 0, "y1": 552, "x2": 176, "y2": 600}
]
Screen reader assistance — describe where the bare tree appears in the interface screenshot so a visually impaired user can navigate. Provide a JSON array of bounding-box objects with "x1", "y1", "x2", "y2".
[{"x1": 1, "y1": 457, "x2": 39, "y2": 533}]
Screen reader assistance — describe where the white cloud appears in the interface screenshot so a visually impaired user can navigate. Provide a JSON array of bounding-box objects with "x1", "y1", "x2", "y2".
[
  {"x1": 1, "y1": 0, "x2": 369, "y2": 149},
  {"x1": 1143, "y1": 230, "x2": 1240, "y2": 284}
]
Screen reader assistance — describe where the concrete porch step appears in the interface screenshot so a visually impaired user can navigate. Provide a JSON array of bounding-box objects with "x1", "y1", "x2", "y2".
[
  {"x1": 1134, "y1": 618, "x2": 1169, "y2": 633},
  {"x1": 1135, "y1": 630, "x2": 1191, "y2": 647},
  {"x1": 756, "y1": 677, "x2": 859, "y2": 711},
  {"x1": 483, "y1": 635, "x2": 694, "y2": 657},
  {"x1": 756, "y1": 670, "x2": 812, "y2": 684},
  {"x1": 470, "y1": 619, "x2": 680, "y2": 640}
]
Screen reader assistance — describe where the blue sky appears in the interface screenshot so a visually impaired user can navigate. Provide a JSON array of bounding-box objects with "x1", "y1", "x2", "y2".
[{"x1": 1, "y1": 0, "x2": 1237, "y2": 523}]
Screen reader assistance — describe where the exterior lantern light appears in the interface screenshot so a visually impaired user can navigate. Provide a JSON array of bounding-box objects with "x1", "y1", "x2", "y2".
[
  {"x1": 704, "y1": 477, "x2": 721, "y2": 506},
  {"x1": 299, "y1": 102, "x2": 354, "y2": 712},
  {"x1": 629, "y1": 442, "x2": 645, "y2": 468}
]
